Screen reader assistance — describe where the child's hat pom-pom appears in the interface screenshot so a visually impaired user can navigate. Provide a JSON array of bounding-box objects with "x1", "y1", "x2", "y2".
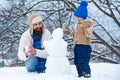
[{"x1": 80, "y1": 0, "x2": 88, "y2": 7}]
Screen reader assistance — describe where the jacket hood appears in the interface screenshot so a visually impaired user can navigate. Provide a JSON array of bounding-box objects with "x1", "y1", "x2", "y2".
[
  {"x1": 81, "y1": 18, "x2": 93, "y2": 23},
  {"x1": 75, "y1": 18, "x2": 93, "y2": 29}
]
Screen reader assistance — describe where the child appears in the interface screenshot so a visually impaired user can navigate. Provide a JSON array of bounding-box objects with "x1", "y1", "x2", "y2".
[
  {"x1": 63, "y1": 0, "x2": 93, "y2": 78},
  {"x1": 43, "y1": 28, "x2": 71, "y2": 75}
]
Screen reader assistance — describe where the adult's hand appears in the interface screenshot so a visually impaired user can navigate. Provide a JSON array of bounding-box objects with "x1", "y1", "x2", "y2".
[{"x1": 23, "y1": 46, "x2": 36, "y2": 57}]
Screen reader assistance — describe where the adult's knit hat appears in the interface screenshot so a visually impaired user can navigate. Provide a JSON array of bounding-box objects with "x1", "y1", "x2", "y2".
[
  {"x1": 28, "y1": 14, "x2": 43, "y2": 27},
  {"x1": 74, "y1": 0, "x2": 88, "y2": 19},
  {"x1": 31, "y1": 16, "x2": 42, "y2": 24}
]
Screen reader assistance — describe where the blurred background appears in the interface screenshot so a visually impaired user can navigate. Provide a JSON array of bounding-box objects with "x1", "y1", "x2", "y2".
[{"x1": 0, "y1": 0, "x2": 120, "y2": 67}]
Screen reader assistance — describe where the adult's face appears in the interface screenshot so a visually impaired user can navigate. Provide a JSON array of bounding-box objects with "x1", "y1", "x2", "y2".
[
  {"x1": 33, "y1": 21, "x2": 43, "y2": 36},
  {"x1": 33, "y1": 21, "x2": 43, "y2": 31}
]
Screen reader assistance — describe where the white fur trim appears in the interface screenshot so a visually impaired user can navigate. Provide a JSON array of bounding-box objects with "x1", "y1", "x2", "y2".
[{"x1": 32, "y1": 16, "x2": 42, "y2": 24}]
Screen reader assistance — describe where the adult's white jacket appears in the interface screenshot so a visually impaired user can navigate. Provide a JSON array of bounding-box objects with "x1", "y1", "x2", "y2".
[{"x1": 18, "y1": 28, "x2": 51, "y2": 61}]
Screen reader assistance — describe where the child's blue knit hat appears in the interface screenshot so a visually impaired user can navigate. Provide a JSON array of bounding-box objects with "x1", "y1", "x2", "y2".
[{"x1": 74, "y1": 0, "x2": 88, "y2": 19}]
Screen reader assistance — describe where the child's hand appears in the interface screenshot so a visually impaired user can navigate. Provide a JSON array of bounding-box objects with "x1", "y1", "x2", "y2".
[
  {"x1": 63, "y1": 27, "x2": 71, "y2": 34},
  {"x1": 63, "y1": 23, "x2": 69, "y2": 29}
]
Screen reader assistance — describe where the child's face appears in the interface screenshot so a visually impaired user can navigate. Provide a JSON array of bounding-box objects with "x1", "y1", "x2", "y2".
[{"x1": 75, "y1": 17, "x2": 84, "y2": 23}]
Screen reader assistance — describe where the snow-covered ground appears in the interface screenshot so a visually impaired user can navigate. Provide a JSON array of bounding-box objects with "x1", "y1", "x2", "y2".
[{"x1": 0, "y1": 63, "x2": 120, "y2": 80}]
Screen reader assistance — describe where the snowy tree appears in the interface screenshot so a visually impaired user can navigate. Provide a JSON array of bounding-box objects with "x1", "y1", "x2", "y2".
[{"x1": 0, "y1": 0, "x2": 120, "y2": 67}]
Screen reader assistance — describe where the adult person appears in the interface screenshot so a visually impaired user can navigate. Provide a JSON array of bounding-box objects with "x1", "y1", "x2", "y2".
[{"x1": 18, "y1": 14, "x2": 51, "y2": 73}]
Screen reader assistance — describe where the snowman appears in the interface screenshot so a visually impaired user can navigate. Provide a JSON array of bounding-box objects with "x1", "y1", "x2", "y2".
[{"x1": 43, "y1": 28, "x2": 71, "y2": 75}]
